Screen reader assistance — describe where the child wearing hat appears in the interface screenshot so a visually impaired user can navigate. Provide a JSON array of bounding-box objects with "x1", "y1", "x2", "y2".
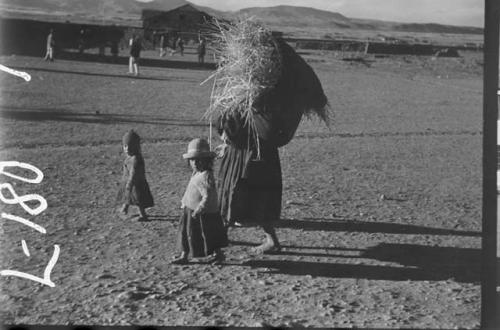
[
  {"x1": 117, "y1": 130, "x2": 154, "y2": 221},
  {"x1": 171, "y1": 138, "x2": 228, "y2": 264}
]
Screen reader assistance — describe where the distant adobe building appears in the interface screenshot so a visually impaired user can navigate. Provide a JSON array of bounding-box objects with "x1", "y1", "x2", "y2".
[
  {"x1": 0, "y1": 15, "x2": 131, "y2": 57},
  {"x1": 0, "y1": 2, "x2": 215, "y2": 56}
]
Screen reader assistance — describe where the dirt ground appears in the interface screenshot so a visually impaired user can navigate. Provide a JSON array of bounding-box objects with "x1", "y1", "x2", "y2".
[{"x1": 0, "y1": 48, "x2": 482, "y2": 328}]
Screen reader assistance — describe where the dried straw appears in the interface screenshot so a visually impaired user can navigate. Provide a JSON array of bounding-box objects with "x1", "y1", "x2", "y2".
[{"x1": 203, "y1": 17, "x2": 330, "y2": 150}]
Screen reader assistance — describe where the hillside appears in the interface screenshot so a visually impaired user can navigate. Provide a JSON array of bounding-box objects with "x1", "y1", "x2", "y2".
[
  {"x1": 237, "y1": 6, "x2": 483, "y2": 35},
  {"x1": 391, "y1": 22, "x2": 483, "y2": 35},
  {"x1": 0, "y1": 0, "x2": 194, "y2": 20},
  {"x1": 237, "y1": 5, "x2": 352, "y2": 28},
  {"x1": 0, "y1": 0, "x2": 483, "y2": 35}
]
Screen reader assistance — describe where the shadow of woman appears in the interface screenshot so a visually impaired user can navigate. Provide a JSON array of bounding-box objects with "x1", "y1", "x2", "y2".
[
  {"x1": 239, "y1": 243, "x2": 480, "y2": 283},
  {"x1": 274, "y1": 218, "x2": 480, "y2": 237}
]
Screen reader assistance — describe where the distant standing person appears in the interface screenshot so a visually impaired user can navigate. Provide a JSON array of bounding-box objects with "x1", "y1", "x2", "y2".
[
  {"x1": 197, "y1": 37, "x2": 206, "y2": 65},
  {"x1": 178, "y1": 37, "x2": 184, "y2": 56},
  {"x1": 171, "y1": 37, "x2": 184, "y2": 56},
  {"x1": 44, "y1": 29, "x2": 55, "y2": 62},
  {"x1": 159, "y1": 34, "x2": 166, "y2": 57},
  {"x1": 129, "y1": 35, "x2": 142, "y2": 76},
  {"x1": 78, "y1": 29, "x2": 85, "y2": 54},
  {"x1": 152, "y1": 31, "x2": 157, "y2": 49}
]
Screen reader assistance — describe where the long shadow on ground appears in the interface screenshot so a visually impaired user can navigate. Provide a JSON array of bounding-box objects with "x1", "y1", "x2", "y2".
[
  {"x1": 274, "y1": 218, "x2": 480, "y2": 237},
  {"x1": 0, "y1": 105, "x2": 208, "y2": 127},
  {"x1": 143, "y1": 215, "x2": 178, "y2": 222},
  {"x1": 241, "y1": 243, "x2": 480, "y2": 283},
  {"x1": 228, "y1": 239, "x2": 363, "y2": 259},
  {"x1": 9, "y1": 65, "x2": 202, "y2": 82},
  {"x1": 293, "y1": 129, "x2": 482, "y2": 139},
  {"x1": 57, "y1": 51, "x2": 216, "y2": 71}
]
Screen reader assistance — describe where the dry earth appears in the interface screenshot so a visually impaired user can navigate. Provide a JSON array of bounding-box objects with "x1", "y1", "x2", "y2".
[{"x1": 0, "y1": 49, "x2": 482, "y2": 328}]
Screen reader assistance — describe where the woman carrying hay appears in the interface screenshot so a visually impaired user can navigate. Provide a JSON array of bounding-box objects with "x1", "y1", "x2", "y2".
[
  {"x1": 216, "y1": 110, "x2": 283, "y2": 253},
  {"x1": 208, "y1": 19, "x2": 329, "y2": 254}
]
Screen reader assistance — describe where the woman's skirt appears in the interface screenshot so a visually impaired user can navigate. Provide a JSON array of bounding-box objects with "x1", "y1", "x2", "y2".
[
  {"x1": 217, "y1": 144, "x2": 282, "y2": 226},
  {"x1": 176, "y1": 207, "x2": 228, "y2": 258}
]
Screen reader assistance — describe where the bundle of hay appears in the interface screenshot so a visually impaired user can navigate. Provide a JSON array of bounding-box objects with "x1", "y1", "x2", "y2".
[{"x1": 204, "y1": 17, "x2": 330, "y2": 149}]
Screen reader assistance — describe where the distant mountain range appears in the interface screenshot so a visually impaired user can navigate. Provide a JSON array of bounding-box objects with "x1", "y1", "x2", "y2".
[
  {"x1": 0, "y1": 0, "x2": 483, "y2": 35},
  {"x1": 234, "y1": 5, "x2": 482, "y2": 35}
]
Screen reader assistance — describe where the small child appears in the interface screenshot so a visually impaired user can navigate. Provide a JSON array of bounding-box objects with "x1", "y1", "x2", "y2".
[
  {"x1": 117, "y1": 130, "x2": 154, "y2": 221},
  {"x1": 171, "y1": 138, "x2": 228, "y2": 264}
]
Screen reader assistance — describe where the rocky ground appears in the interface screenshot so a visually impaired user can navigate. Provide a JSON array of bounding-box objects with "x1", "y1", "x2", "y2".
[{"x1": 0, "y1": 49, "x2": 482, "y2": 328}]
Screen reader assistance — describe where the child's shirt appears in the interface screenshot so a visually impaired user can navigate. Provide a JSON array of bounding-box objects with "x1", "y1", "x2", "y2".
[{"x1": 181, "y1": 170, "x2": 218, "y2": 214}]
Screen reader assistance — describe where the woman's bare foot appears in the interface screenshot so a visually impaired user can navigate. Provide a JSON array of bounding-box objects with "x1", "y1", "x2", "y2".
[
  {"x1": 208, "y1": 250, "x2": 225, "y2": 265},
  {"x1": 253, "y1": 226, "x2": 281, "y2": 254},
  {"x1": 251, "y1": 240, "x2": 281, "y2": 254},
  {"x1": 118, "y1": 206, "x2": 129, "y2": 219},
  {"x1": 170, "y1": 253, "x2": 188, "y2": 264},
  {"x1": 136, "y1": 215, "x2": 149, "y2": 222},
  {"x1": 137, "y1": 207, "x2": 149, "y2": 221}
]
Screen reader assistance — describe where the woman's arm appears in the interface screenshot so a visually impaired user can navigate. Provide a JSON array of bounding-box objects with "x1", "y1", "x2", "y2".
[{"x1": 215, "y1": 111, "x2": 245, "y2": 141}]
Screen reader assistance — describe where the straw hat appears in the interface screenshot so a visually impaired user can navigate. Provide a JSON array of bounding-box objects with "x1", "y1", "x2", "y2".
[{"x1": 183, "y1": 138, "x2": 216, "y2": 159}]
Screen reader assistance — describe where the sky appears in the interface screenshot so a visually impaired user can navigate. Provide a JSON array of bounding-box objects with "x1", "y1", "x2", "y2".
[{"x1": 180, "y1": 0, "x2": 483, "y2": 27}]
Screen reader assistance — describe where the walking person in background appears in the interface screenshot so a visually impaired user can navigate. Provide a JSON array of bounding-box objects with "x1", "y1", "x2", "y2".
[
  {"x1": 117, "y1": 130, "x2": 154, "y2": 222},
  {"x1": 129, "y1": 35, "x2": 141, "y2": 76},
  {"x1": 170, "y1": 36, "x2": 184, "y2": 56},
  {"x1": 159, "y1": 34, "x2": 166, "y2": 57},
  {"x1": 78, "y1": 29, "x2": 85, "y2": 54},
  {"x1": 171, "y1": 138, "x2": 228, "y2": 264},
  {"x1": 169, "y1": 34, "x2": 176, "y2": 55},
  {"x1": 44, "y1": 29, "x2": 55, "y2": 61},
  {"x1": 197, "y1": 37, "x2": 206, "y2": 65},
  {"x1": 177, "y1": 37, "x2": 184, "y2": 56}
]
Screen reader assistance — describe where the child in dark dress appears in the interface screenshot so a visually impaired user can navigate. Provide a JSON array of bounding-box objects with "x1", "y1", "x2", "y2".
[
  {"x1": 171, "y1": 138, "x2": 228, "y2": 264},
  {"x1": 117, "y1": 130, "x2": 154, "y2": 221}
]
